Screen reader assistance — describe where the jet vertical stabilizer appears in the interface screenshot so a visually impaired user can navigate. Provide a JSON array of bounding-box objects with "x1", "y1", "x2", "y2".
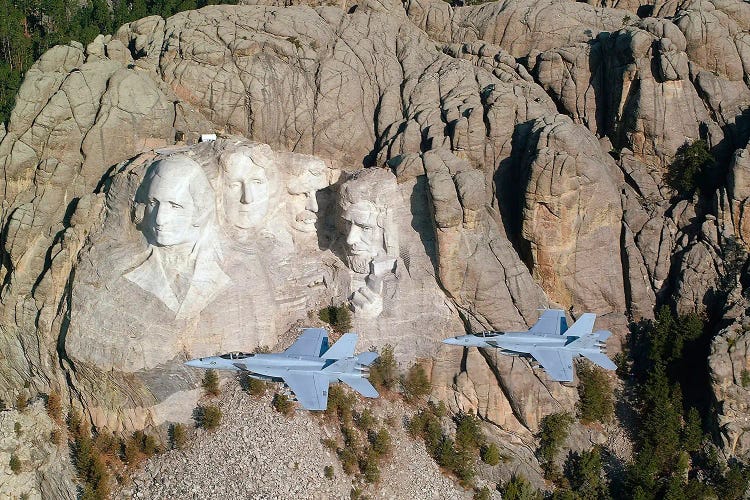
[
  {"x1": 564, "y1": 313, "x2": 596, "y2": 338},
  {"x1": 322, "y1": 333, "x2": 358, "y2": 359}
]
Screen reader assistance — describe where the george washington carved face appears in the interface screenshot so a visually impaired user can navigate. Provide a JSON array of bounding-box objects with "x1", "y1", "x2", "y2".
[{"x1": 137, "y1": 155, "x2": 213, "y2": 247}]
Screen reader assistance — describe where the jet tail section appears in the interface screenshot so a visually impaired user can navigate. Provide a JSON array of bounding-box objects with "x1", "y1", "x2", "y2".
[
  {"x1": 565, "y1": 313, "x2": 596, "y2": 338},
  {"x1": 338, "y1": 375, "x2": 379, "y2": 398},
  {"x1": 355, "y1": 351, "x2": 378, "y2": 366},
  {"x1": 322, "y1": 333, "x2": 358, "y2": 360},
  {"x1": 567, "y1": 329, "x2": 611, "y2": 348},
  {"x1": 323, "y1": 351, "x2": 379, "y2": 373},
  {"x1": 581, "y1": 351, "x2": 617, "y2": 371}
]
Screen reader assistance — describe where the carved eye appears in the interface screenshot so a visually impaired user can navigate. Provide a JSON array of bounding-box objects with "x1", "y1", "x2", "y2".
[
  {"x1": 169, "y1": 202, "x2": 183, "y2": 209},
  {"x1": 230, "y1": 182, "x2": 241, "y2": 189},
  {"x1": 252, "y1": 179, "x2": 264, "y2": 185}
]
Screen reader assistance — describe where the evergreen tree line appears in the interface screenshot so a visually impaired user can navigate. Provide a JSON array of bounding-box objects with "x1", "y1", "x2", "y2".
[
  {"x1": 624, "y1": 306, "x2": 749, "y2": 499},
  {"x1": 0, "y1": 0, "x2": 237, "y2": 123}
]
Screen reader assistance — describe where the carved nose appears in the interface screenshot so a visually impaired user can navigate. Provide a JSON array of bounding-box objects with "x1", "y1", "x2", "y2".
[
  {"x1": 346, "y1": 226, "x2": 359, "y2": 246},
  {"x1": 154, "y1": 205, "x2": 167, "y2": 226},
  {"x1": 241, "y1": 183, "x2": 253, "y2": 204},
  {"x1": 305, "y1": 192, "x2": 318, "y2": 212}
]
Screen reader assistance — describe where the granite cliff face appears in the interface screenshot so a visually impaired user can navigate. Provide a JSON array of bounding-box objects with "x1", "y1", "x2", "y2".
[{"x1": 1, "y1": 0, "x2": 750, "y2": 491}]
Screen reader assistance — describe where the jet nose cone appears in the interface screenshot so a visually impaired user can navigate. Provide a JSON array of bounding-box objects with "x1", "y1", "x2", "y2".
[
  {"x1": 184, "y1": 358, "x2": 203, "y2": 368},
  {"x1": 442, "y1": 337, "x2": 462, "y2": 345}
]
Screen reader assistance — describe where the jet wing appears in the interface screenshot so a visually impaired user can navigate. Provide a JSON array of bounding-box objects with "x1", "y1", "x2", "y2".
[
  {"x1": 529, "y1": 348, "x2": 574, "y2": 382},
  {"x1": 529, "y1": 309, "x2": 568, "y2": 336},
  {"x1": 282, "y1": 371, "x2": 330, "y2": 411},
  {"x1": 284, "y1": 328, "x2": 329, "y2": 357}
]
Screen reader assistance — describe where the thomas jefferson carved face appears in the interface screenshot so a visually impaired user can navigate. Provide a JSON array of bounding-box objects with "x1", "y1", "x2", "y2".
[
  {"x1": 141, "y1": 157, "x2": 210, "y2": 247},
  {"x1": 343, "y1": 201, "x2": 385, "y2": 274},
  {"x1": 287, "y1": 159, "x2": 328, "y2": 233},
  {"x1": 220, "y1": 150, "x2": 270, "y2": 229}
]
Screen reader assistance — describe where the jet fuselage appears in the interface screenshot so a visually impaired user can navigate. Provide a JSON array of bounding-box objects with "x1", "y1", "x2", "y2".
[{"x1": 185, "y1": 353, "x2": 366, "y2": 380}]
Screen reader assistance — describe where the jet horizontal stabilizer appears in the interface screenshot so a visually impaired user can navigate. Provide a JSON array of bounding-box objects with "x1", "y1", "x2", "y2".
[
  {"x1": 339, "y1": 375, "x2": 379, "y2": 398},
  {"x1": 581, "y1": 351, "x2": 617, "y2": 371}
]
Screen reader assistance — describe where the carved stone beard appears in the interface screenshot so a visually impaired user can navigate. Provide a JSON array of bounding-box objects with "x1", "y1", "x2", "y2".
[{"x1": 347, "y1": 253, "x2": 373, "y2": 274}]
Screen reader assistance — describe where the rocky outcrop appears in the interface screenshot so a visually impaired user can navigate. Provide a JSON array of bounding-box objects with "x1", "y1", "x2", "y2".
[
  {"x1": 1, "y1": 0, "x2": 750, "y2": 486},
  {"x1": 0, "y1": 400, "x2": 77, "y2": 499}
]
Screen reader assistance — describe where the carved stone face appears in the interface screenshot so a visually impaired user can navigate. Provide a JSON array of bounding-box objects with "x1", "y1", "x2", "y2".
[
  {"x1": 221, "y1": 152, "x2": 270, "y2": 229},
  {"x1": 343, "y1": 201, "x2": 384, "y2": 274},
  {"x1": 144, "y1": 165, "x2": 200, "y2": 247},
  {"x1": 287, "y1": 160, "x2": 328, "y2": 233}
]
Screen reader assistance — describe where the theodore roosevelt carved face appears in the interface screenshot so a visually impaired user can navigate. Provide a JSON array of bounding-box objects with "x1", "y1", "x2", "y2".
[{"x1": 339, "y1": 169, "x2": 399, "y2": 275}]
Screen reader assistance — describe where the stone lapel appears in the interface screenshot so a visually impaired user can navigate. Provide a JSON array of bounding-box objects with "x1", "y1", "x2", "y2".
[{"x1": 123, "y1": 246, "x2": 231, "y2": 320}]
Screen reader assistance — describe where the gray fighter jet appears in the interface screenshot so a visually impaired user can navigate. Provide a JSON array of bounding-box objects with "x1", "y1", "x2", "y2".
[
  {"x1": 442, "y1": 309, "x2": 616, "y2": 382},
  {"x1": 185, "y1": 328, "x2": 379, "y2": 410}
]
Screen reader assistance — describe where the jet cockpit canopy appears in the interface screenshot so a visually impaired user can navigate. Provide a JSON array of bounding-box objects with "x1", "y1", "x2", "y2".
[
  {"x1": 220, "y1": 352, "x2": 254, "y2": 360},
  {"x1": 472, "y1": 331, "x2": 502, "y2": 338}
]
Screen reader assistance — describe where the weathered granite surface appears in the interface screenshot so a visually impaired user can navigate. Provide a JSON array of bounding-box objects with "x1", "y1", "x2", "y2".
[{"x1": 1, "y1": 1, "x2": 750, "y2": 496}]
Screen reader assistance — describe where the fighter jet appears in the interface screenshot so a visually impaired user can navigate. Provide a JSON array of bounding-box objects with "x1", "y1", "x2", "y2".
[
  {"x1": 185, "y1": 328, "x2": 379, "y2": 410},
  {"x1": 442, "y1": 309, "x2": 616, "y2": 382}
]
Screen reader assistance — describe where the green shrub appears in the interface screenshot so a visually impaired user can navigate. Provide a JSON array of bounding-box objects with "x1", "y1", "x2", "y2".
[
  {"x1": 272, "y1": 394, "x2": 295, "y2": 417},
  {"x1": 480, "y1": 442, "x2": 501, "y2": 466},
  {"x1": 170, "y1": 423, "x2": 188, "y2": 450},
  {"x1": 324, "y1": 465, "x2": 334, "y2": 479},
  {"x1": 319, "y1": 304, "x2": 352, "y2": 334},
  {"x1": 666, "y1": 139, "x2": 715, "y2": 197},
  {"x1": 741, "y1": 369, "x2": 750, "y2": 388},
  {"x1": 124, "y1": 431, "x2": 155, "y2": 466},
  {"x1": 369, "y1": 344, "x2": 398, "y2": 391},
  {"x1": 72, "y1": 426, "x2": 111, "y2": 499},
  {"x1": 402, "y1": 363, "x2": 431, "y2": 401},
  {"x1": 341, "y1": 425, "x2": 359, "y2": 449},
  {"x1": 360, "y1": 449, "x2": 380, "y2": 483},
  {"x1": 239, "y1": 373, "x2": 266, "y2": 397},
  {"x1": 196, "y1": 405, "x2": 222, "y2": 430},
  {"x1": 338, "y1": 447, "x2": 359, "y2": 475},
  {"x1": 355, "y1": 408, "x2": 376, "y2": 432},
  {"x1": 46, "y1": 391, "x2": 63, "y2": 424},
  {"x1": 563, "y1": 448, "x2": 607, "y2": 499},
  {"x1": 326, "y1": 385, "x2": 355, "y2": 422},
  {"x1": 577, "y1": 364, "x2": 614, "y2": 424},
  {"x1": 67, "y1": 408, "x2": 83, "y2": 437},
  {"x1": 370, "y1": 427, "x2": 392, "y2": 457},
  {"x1": 322, "y1": 438, "x2": 338, "y2": 451},
  {"x1": 537, "y1": 412, "x2": 574, "y2": 464},
  {"x1": 454, "y1": 410, "x2": 484, "y2": 453},
  {"x1": 93, "y1": 430, "x2": 120, "y2": 462},
  {"x1": 202, "y1": 369, "x2": 220, "y2": 396},
  {"x1": 9, "y1": 453, "x2": 21, "y2": 474},
  {"x1": 499, "y1": 475, "x2": 543, "y2": 500},
  {"x1": 14, "y1": 421, "x2": 22, "y2": 436}
]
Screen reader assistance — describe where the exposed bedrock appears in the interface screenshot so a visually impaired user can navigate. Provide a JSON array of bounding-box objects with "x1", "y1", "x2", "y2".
[{"x1": 0, "y1": 0, "x2": 749, "y2": 465}]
